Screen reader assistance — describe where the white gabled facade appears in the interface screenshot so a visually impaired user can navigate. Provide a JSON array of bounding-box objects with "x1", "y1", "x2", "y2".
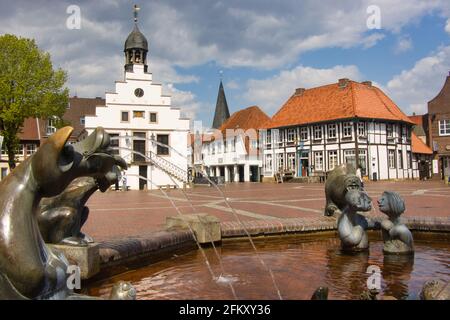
[
  {"x1": 201, "y1": 134, "x2": 261, "y2": 182},
  {"x1": 198, "y1": 105, "x2": 269, "y2": 183},
  {"x1": 85, "y1": 22, "x2": 189, "y2": 190}
]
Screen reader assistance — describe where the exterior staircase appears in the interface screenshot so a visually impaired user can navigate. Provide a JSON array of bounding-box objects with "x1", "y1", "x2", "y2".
[{"x1": 147, "y1": 150, "x2": 188, "y2": 184}]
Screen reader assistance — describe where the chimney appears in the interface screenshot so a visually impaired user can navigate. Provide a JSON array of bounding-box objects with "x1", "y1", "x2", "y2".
[
  {"x1": 362, "y1": 81, "x2": 372, "y2": 87},
  {"x1": 295, "y1": 88, "x2": 305, "y2": 96},
  {"x1": 412, "y1": 112, "x2": 416, "y2": 116},
  {"x1": 338, "y1": 78, "x2": 349, "y2": 88}
]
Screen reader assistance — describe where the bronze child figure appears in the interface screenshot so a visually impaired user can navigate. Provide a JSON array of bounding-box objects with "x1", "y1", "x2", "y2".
[{"x1": 378, "y1": 191, "x2": 414, "y2": 255}]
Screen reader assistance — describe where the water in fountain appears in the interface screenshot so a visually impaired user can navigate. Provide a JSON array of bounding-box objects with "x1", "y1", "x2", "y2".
[
  {"x1": 110, "y1": 136, "x2": 283, "y2": 299},
  {"x1": 112, "y1": 146, "x2": 238, "y2": 299}
]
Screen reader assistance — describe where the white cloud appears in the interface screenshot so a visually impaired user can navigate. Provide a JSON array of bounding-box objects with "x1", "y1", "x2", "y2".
[
  {"x1": 2, "y1": 0, "x2": 450, "y2": 121},
  {"x1": 361, "y1": 33, "x2": 386, "y2": 49},
  {"x1": 386, "y1": 45, "x2": 450, "y2": 115},
  {"x1": 83, "y1": 0, "x2": 449, "y2": 70},
  {"x1": 446, "y1": 18, "x2": 450, "y2": 34},
  {"x1": 225, "y1": 80, "x2": 239, "y2": 90},
  {"x1": 166, "y1": 84, "x2": 203, "y2": 121},
  {"x1": 243, "y1": 65, "x2": 363, "y2": 114},
  {"x1": 394, "y1": 36, "x2": 413, "y2": 54},
  {"x1": 149, "y1": 58, "x2": 199, "y2": 85}
]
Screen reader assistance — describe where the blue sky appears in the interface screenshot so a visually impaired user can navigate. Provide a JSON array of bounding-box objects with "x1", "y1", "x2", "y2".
[
  {"x1": 176, "y1": 10, "x2": 450, "y2": 125},
  {"x1": 1, "y1": 0, "x2": 450, "y2": 127}
]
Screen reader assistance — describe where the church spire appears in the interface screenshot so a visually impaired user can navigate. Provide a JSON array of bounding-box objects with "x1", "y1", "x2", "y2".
[{"x1": 212, "y1": 80, "x2": 230, "y2": 129}]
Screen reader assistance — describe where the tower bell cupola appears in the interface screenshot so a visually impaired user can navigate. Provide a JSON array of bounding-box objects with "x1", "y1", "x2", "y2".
[{"x1": 124, "y1": 4, "x2": 148, "y2": 72}]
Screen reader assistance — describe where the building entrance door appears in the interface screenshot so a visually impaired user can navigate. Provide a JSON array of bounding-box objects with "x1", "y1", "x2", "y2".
[
  {"x1": 442, "y1": 156, "x2": 450, "y2": 179},
  {"x1": 238, "y1": 165, "x2": 245, "y2": 182},
  {"x1": 133, "y1": 132, "x2": 146, "y2": 162},
  {"x1": 299, "y1": 151, "x2": 309, "y2": 177},
  {"x1": 250, "y1": 165, "x2": 259, "y2": 182},
  {"x1": 139, "y1": 165, "x2": 147, "y2": 190},
  {"x1": 418, "y1": 160, "x2": 429, "y2": 180}
]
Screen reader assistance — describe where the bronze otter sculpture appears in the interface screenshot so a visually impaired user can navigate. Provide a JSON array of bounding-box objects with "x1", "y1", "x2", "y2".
[
  {"x1": 0, "y1": 126, "x2": 131, "y2": 299},
  {"x1": 324, "y1": 164, "x2": 372, "y2": 251}
]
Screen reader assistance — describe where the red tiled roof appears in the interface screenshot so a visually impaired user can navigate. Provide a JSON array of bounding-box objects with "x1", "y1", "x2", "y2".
[
  {"x1": 411, "y1": 132, "x2": 432, "y2": 154},
  {"x1": 18, "y1": 118, "x2": 43, "y2": 141},
  {"x1": 217, "y1": 106, "x2": 269, "y2": 153},
  {"x1": 219, "y1": 105, "x2": 270, "y2": 133},
  {"x1": 264, "y1": 80, "x2": 414, "y2": 129},
  {"x1": 408, "y1": 115, "x2": 424, "y2": 126}
]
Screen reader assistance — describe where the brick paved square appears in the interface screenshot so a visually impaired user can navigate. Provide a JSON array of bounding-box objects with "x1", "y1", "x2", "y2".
[{"x1": 84, "y1": 181, "x2": 450, "y2": 241}]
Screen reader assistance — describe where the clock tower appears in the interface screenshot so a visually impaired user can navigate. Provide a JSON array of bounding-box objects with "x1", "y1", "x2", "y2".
[{"x1": 84, "y1": 5, "x2": 190, "y2": 190}]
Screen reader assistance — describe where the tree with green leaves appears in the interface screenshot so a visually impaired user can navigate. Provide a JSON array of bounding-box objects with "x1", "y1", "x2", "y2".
[{"x1": 0, "y1": 34, "x2": 69, "y2": 169}]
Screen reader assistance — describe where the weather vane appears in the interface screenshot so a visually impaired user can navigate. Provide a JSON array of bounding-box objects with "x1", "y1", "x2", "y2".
[{"x1": 133, "y1": 4, "x2": 140, "y2": 23}]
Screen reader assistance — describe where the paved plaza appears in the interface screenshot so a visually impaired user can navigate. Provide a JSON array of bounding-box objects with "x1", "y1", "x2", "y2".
[{"x1": 83, "y1": 180, "x2": 450, "y2": 241}]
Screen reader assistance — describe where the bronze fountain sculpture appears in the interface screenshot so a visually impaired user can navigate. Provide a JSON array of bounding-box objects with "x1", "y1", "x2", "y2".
[
  {"x1": 38, "y1": 173, "x2": 119, "y2": 246},
  {"x1": 0, "y1": 126, "x2": 134, "y2": 299},
  {"x1": 378, "y1": 191, "x2": 414, "y2": 255},
  {"x1": 324, "y1": 164, "x2": 372, "y2": 251}
]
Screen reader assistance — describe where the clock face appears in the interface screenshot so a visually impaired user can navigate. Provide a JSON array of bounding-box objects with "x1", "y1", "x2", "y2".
[{"x1": 134, "y1": 88, "x2": 144, "y2": 97}]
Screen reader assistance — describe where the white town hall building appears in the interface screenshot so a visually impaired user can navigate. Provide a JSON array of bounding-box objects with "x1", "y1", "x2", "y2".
[{"x1": 85, "y1": 16, "x2": 189, "y2": 190}]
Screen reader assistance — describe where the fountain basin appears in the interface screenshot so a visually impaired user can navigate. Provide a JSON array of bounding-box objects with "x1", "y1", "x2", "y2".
[{"x1": 85, "y1": 231, "x2": 449, "y2": 300}]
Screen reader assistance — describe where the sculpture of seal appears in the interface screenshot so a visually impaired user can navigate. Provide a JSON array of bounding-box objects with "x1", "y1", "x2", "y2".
[
  {"x1": 325, "y1": 165, "x2": 372, "y2": 251},
  {"x1": 378, "y1": 191, "x2": 414, "y2": 255},
  {"x1": 0, "y1": 127, "x2": 128, "y2": 299}
]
